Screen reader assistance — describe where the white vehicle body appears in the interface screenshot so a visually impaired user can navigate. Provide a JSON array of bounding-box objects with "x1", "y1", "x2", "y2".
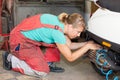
[{"x1": 87, "y1": 8, "x2": 120, "y2": 45}]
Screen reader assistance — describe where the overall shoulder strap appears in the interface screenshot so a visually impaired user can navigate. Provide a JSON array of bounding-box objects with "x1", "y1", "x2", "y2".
[{"x1": 41, "y1": 23, "x2": 63, "y2": 32}]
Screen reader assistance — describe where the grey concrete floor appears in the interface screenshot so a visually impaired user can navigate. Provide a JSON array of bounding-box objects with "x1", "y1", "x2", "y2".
[{"x1": 0, "y1": 50, "x2": 105, "y2": 80}]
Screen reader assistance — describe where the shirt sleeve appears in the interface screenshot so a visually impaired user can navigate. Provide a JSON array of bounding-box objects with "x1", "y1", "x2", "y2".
[{"x1": 51, "y1": 29, "x2": 66, "y2": 44}]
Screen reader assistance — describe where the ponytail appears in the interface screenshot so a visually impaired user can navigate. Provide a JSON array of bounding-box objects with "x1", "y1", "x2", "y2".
[{"x1": 58, "y1": 12, "x2": 69, "y2": 24}]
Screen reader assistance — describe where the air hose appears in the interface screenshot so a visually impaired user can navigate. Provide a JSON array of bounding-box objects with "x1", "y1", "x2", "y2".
[{"x1": 96, "y1": 49, "x2": 119, "y2": 80}]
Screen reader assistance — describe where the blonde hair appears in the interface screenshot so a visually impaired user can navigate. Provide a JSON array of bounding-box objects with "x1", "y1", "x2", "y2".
[{"x1": 58, "y1": 12, "x2": 85, "y2": 29}]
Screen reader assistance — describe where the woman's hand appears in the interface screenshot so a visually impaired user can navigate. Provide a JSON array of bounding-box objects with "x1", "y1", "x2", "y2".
[{"x1": 85, "y1": 41, "x2": 101, "y2": 50}]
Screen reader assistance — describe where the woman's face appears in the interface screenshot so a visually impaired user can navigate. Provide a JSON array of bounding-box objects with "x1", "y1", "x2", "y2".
[{"x1": 67, "y1": 25, "x2": 84, "y2": 39}]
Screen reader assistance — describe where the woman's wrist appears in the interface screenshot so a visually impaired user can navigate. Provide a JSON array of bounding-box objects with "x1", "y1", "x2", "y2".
[{"x1": 84, "y1": 43, "x2": 90, "y2": 51}]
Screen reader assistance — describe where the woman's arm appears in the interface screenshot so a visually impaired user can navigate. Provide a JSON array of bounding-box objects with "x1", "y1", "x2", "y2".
[{"x1": 56, "y1": 42, "x2": 100, "y2": 62}]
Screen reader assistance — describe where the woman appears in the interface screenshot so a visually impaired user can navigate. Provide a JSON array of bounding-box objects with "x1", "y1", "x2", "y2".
[{"x1": 2, "y1": 12, "x2": 100, "y2": 78}]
